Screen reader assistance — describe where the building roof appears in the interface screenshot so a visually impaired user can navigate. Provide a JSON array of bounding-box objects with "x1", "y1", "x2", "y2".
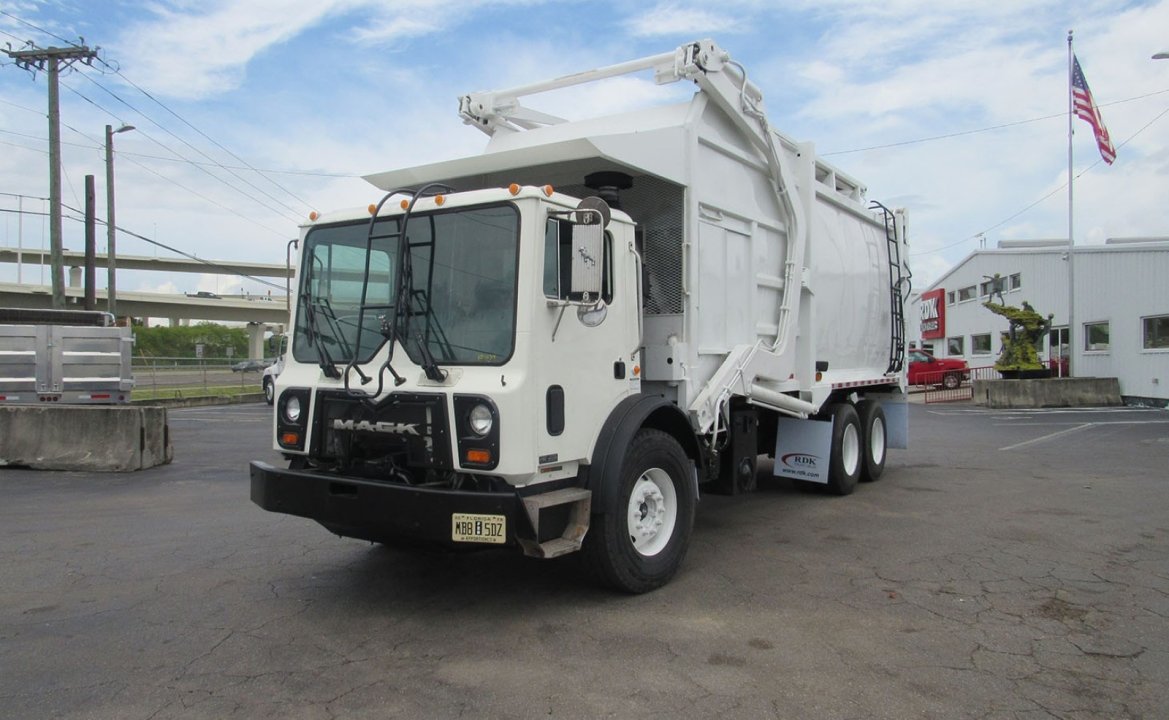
[{"x1": 925, "y1": 238, "x2": 1169, "y2": 292}]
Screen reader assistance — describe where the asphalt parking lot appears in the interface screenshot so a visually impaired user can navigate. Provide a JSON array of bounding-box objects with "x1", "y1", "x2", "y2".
[{"x1": 2, "y1": 402, "x2": 1167, "y2": 719}]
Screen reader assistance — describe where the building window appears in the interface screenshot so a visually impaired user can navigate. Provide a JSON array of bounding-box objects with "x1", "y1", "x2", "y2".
[
  {"x1": 947, "y1": 291, "x2": 955, "y2": 305},
  {"x1": 957, "y1": 286, "x2": 976, "y2": 302},
  {"x1": 947, "y1": 336, "x2": 965, "y2": 356},
  {"x1": 1143, "y1": 315, "x2": 1169, "y2": 349},
  {"x1": 979, "y1": 280, "x2": 991, "y2": 297},
  {"x1": 971, "y1": 333, "x2": 992, "y2": 355},
  {"x1": 1009, "y1": 273, "x2": 1021, "y2": 290},
  {"x1": 1083, "y1": 321, "x2": 1110, "y2": 352}
]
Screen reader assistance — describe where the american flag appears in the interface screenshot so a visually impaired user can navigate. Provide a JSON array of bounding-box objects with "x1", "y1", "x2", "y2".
[{"x1": 1071, "y1": 55, "x2": 1116, "y2": 165}]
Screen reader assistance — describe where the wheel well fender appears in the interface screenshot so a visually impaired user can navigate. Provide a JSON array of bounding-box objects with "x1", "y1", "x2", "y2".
[{"x1": 585, "y1": 395, "x2": 702, "y2": 514}]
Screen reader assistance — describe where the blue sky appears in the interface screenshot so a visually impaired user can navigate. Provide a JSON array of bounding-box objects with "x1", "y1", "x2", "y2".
[{"x1": 2, "y1": 0, "x2": 1168, "y2": 298}]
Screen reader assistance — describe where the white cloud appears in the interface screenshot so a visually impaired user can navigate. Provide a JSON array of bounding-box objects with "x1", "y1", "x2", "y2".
[
  {"x1": 624, "y1": 3, "x2": 742, "y2": 38},
  {"x1": 111, "y1": 0, "x2": 348, "y2": 99}
]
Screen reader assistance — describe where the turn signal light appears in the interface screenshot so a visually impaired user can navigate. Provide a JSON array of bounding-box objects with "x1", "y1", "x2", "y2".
[
  {"x1": 280, "y1": 431, "x2": 300, "y2": 446},
  {"x1": 465, "y1": 448, "x2": 492, "y2": 465},
  {"x1": 815, "y1": 371, "x2": 823, "y2": 382}
]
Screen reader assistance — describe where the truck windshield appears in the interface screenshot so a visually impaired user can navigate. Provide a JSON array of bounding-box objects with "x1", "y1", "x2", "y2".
[{"x1": 293, "y1": 204, "x2": 519, "y2": 367}]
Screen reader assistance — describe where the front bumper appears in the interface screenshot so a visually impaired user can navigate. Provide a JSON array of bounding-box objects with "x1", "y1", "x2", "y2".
[{"x1": 250, "y1": 461, "x2": 527, "y2": 546}]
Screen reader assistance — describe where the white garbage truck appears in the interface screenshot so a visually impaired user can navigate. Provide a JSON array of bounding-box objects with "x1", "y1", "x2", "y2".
[{"x1": 250, "y1": 40, "x2": 911, "y2": 592}]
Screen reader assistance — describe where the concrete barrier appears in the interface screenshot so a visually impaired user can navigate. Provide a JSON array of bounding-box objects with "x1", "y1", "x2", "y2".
[
  {"x1": 0, "y1": 405, "x2": 174, "y2": 472},
  {"x1": 973, "y1": 378, "x2": 1122, "y2": 409}
]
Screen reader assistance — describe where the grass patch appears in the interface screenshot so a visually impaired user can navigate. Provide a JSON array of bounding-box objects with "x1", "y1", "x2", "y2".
[{"x1": 131, "y1": 385, "x2": 260, "y2": 402}]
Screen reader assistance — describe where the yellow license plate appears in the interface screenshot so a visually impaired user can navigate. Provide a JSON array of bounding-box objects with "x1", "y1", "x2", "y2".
[{"x1": 451, "y1": 513, "x2": 506, "y2": 544}]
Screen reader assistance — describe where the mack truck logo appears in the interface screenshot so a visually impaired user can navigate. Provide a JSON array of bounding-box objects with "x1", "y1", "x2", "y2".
[{"x1": 332, "y1": 419, "x2": 420, "y2": 436}]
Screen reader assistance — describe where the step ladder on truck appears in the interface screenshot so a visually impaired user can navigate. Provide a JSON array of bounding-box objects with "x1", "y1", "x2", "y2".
[{"x1": 249, "y1": 39, "x2": 911, "y2": 593}]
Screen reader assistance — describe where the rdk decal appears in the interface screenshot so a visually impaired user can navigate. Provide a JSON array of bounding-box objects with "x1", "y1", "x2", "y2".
[{"x1": 781, "y1": 452, "x2": 820, "y2": 469}]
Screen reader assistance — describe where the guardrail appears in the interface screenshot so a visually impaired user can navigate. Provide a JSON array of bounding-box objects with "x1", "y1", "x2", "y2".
[{"x1": 131, "y1": 356, "x2": 272, "y2": 401}]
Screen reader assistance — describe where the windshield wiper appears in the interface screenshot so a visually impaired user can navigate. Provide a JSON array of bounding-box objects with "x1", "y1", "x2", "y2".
[{"x1": 299, "y1": 262, "x2": 341, "y2": 379}]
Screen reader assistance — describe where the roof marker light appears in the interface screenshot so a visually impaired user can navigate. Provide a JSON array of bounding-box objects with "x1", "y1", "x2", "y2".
[
  {"x1": 543, "y1": 185, "x2": 554, "y2": 197},
  {"x1": 367, "y1": 204, "x2": 377, "y2": 215},
  {"x1": 400, "y1": 199, "x2": 410, "y2": 210},
  {"x1": 508, "y1": 183, "x2": 520, "y2": 196},
  {"x1": 434, "y1": 194, "x2": 445, "y2": 206},
  {"x1": 308, "y1": 211, "x2": 319, "y2": 221}
]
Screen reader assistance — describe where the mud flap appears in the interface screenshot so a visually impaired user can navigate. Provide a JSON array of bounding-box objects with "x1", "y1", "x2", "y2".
[
  {"x1": 881, "y1": 393, "x2": 909, "y2": 449},
  {"x1": 772, "y1": 416, "x2": 832, "y2": 484}
]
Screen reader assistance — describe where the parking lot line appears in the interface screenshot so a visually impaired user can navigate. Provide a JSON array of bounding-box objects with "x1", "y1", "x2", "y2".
[{"x1": 999, "y1": 423, "x2": 1095, "y2": 451}]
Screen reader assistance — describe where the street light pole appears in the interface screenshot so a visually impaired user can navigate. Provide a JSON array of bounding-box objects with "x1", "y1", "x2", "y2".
[{"x1": 105, "y1": 123, "x2": 134, "y2": 320}]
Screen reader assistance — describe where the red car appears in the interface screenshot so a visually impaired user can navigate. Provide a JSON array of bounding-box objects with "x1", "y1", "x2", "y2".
[{"x1": 907, "y1": 349, "x2": 969, "y2": 389}]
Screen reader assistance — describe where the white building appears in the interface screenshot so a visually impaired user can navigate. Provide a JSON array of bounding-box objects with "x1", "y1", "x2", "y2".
[{"x1": 908, "y1": 238, "x2": 1169, "y2": 405}]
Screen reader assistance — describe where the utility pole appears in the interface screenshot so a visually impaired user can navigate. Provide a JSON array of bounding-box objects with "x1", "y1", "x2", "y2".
[
  {"x1": 106, "y1": 123, "x2": 134, "y2": 319},
  {"x1": 4, "y1": 44, "x2": 99, "y2": 308}
]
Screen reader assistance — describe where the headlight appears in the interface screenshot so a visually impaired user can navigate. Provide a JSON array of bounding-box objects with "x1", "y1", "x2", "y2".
[
  {"x1": 284, "y1": 395, "x2": 302, "y2": 423},
  {"x1": 468, "y1": 403, "x2": 493, "y2": 437}
]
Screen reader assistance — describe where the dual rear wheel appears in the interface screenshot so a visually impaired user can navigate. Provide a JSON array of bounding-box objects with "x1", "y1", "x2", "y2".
[{"x1": 800, "y1": 398, "x2": 887, "y2": 496}]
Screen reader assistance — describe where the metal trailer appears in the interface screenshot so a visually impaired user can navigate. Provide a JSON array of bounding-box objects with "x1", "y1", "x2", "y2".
[
  {"x1": 0, "y1": 308, "x2": 135, "y2": 405},
  {"x1": 250, "y1": 40, "x2": 911, "y2": 592}
]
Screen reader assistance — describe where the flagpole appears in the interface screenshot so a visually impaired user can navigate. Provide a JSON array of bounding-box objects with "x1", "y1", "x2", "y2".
[{"x1": 1066, "y1": 29, "x2": 1075, "y2": 377}]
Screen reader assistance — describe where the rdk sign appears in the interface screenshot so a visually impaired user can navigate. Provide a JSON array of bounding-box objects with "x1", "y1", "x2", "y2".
[{"x1": 920, "y1": 288, "x2": 946, "y2": 339}]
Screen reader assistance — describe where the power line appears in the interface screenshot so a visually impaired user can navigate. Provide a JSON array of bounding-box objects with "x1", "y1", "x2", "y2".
[
  {"x1": 92, "y1": 59, "x2": 318, "y2": 211},
  {"x1": 57, "y1": 80, "x2": 305, "y2": 223},
  {"x1": 0, "y1": 126, "x2": 357, "y2": 177},
  {"x1": 59, "y1": 202, "x2": 286, "y2": 290},
  {"x1": 0, "y1": 9, "x2": 81, "y2": 49},
  {"x1": 67, "y1": 71, "x2": 310, "y2": 218},
  {"x1": 824, "y1": 87, "x2": 1169, "y2": 156},
  {"x1": 912, "y1": 101, "x2": 1169, "y2": 258}
]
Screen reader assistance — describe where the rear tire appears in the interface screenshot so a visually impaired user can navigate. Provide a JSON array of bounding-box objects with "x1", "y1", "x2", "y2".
[
  {"x1": 582, "y1": 429, "x2": 696, "y2": 593},
  {"x1": 825, "y1": 403, "x2": 861, "y2": 496},
  {"x1": 942, "y1": 372, "x2": 960, "y2": 390},
  {"x1": 856, "y1": 400, "x2": 887, "y2": 483}
]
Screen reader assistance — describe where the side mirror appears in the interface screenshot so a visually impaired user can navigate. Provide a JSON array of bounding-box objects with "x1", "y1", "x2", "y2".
[
  {"x1": 568, "y1": 196, "x2": 609, "y2": 298},
  {"x1": 570, "y1": 222, "x2": 604, "y2": 297}
]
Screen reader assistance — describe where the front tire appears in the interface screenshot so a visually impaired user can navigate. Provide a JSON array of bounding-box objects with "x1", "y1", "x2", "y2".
[
  {"x1": 582, "y1": 429, "x2": 696, "y2": 593},
  {"x1": 263, "y1": 377, "x2": 275, "y2": 405}
]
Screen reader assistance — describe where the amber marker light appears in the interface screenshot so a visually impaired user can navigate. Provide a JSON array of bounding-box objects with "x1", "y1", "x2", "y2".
[
  {"x1": 815, "y1": 372, "x2": 823, "y2": 382},
  {"x1": 367, "y1": 204, "x2": 377, "y2": 215},
  {"x1": 280, "y1": 431, "x2": 300, "y2": 446},
  {"x1": 400, "y1": 199, "x2": 409, "y2": 210},
  {"x1": 508, "y1": 183, "x2": 521, "y2": 196},
  {"x1": 308, "y1": 211, "x2": 319, "y2": 221},
  {"x1": 633, "y1": 365, "x2": 641, "y2": 377},
  {"x1": 543, "y1": 185, "x2": 554, "y2": 197},
  {"x1": 465, "y1": 448, "x2": 492, "y2": 465},
  {"x1": 434, "y1": 194, "x2": 445, "y2": 206}
]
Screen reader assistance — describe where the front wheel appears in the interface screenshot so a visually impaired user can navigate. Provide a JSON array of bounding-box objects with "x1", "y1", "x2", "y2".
[
  {"x1": 263, "y1": 377, "x2": 275, "y2": 405},
  {"x1": 582, "y1": 429, "x2": 696, "y2": 593}
]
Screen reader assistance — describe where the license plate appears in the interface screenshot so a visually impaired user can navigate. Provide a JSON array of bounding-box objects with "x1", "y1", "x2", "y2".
[{"x1": 451, "y1": 513, "x2": 506, "y2": 544}]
